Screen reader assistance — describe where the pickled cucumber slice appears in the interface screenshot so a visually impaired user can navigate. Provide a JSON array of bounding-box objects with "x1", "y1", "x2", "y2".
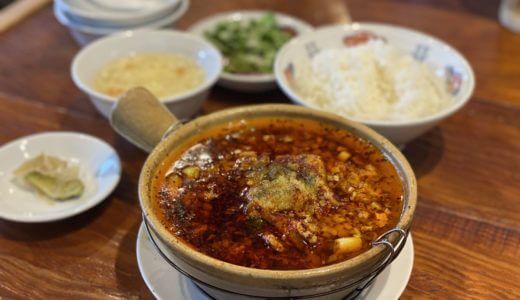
[{"x1": 24, "y1": 171, "x2": 84, "y2": 200}]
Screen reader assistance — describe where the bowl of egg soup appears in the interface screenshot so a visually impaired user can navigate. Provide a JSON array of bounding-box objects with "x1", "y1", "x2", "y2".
[{"x1": 71, "y1": 30, "x2": 223, "y2": 119}]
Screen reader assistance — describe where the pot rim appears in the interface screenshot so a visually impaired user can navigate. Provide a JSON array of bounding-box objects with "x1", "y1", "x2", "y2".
[{"x1": 138, "y1": 104, "x2": 417, "y2": 281}]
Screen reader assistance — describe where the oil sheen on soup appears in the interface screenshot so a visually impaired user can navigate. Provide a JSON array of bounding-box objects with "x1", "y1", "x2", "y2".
[{"x1": 152, "y1": 118, "x2": 403, "y2": 270}]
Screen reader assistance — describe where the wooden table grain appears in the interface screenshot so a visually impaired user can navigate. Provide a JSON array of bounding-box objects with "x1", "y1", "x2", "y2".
[{"x1": 0, "y1": 0, "x2": 519, "y2": 299}]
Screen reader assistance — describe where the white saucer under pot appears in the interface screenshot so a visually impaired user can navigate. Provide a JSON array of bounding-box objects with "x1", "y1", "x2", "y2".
[{"x1": 136, "y1": 222, "x2": 414, "y2": 300}]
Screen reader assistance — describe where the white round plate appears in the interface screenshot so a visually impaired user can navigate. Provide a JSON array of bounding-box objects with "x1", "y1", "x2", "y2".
[
  {"x1": 0, "y1": 132, "x2": 121, "y2": 222},
  {"x1": 188, "y1": 10, "x2": 314, "y2": 92},
  {"x1": 136, "y1": 223, "x2": 414, "y2": 300}
]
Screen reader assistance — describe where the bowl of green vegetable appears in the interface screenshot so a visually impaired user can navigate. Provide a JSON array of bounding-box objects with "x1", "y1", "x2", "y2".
[{"x1": 189, "y1": 11, "x2": 313, "y2": 92}]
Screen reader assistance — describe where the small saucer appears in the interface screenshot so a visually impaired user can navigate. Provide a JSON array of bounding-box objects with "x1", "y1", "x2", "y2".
[
  {"x1": 136, "y1": 223, "x2": 414, "y2": 300},
  {"x1": 0, "y1": 132, "x2": 121, "y2": 222}
]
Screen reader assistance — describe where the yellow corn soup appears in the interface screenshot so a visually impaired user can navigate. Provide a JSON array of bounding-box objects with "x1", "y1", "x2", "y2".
[{"x1": 92, "y1": 53, "x2": 205, "y2": 99}]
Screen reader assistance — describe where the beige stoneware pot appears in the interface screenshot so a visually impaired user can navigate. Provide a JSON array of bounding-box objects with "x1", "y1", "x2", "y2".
[{"x1": 110, "y1": 87, "x2": 417, "y2": 299}]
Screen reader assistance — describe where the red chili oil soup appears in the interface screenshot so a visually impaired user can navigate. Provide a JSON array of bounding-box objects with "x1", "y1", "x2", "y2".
[{"x1": 152, "y1": 118, "x2": 403, "y2": 270}]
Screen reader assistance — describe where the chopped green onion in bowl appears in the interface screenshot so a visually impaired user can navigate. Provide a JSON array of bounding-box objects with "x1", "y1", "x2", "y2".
[{"x1": 204, "y1": 13, "x2": 294, "y2": 74}]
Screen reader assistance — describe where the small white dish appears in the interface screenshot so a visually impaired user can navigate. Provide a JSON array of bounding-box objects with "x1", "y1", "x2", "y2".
[
  {"x1": 136, "y1": 222, "x2": 414, "y2": 300},
  {"x1": 54, "y1": 0, "x2": 190, "y2": 46},
  {"x1": 71, "y1": 29, "x2": 222, "y2": 119},
  {"x1": 0, "y1": 132, "x2": 121, "y2": 223},
  {"x1": 275, "y1": 23, "x2": 475, "y2": 146},
  {"x1": 188, "y1": 11, "x2": 313, "y2": 92}
]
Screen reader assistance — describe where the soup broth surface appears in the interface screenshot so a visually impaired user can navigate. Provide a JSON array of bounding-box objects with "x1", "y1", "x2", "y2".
[
  {"x1": 152, "y1": 118, "x2": 403, "y2": 270},
  {"x1": 92, "y1": 53, "x2": 204, "y2": 98}
]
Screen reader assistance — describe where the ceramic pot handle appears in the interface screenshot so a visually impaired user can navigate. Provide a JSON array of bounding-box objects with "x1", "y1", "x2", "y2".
[{"x1": 110, "y1": 87, "x2": 178, "y2": 153}]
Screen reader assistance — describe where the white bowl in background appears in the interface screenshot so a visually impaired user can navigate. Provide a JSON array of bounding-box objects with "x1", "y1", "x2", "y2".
[
  {"x1": 54, "y1": 0, "x2": 189, "y2": 46},
  {"x1": 0, "y1": 132, "x2": 121, "y2": 223},
  {"x1": 57, "y1": 0, "x2": 181, "y2": 27},
  {"x1": 71, "y1": 30, "x2": 223, "y2": 119},
  {"x1": 189, "y1": 11, "x2": 313, "y2": 92},
  {"x1": 274, "y1": 23, "x2": 475, "y2": 146},
  {"x1": 59, "y1": 1, "x2": 182, "y2": 29}
]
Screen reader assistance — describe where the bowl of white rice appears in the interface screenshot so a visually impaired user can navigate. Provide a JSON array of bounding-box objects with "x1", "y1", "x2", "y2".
[{"x1": 274, "y1": 23, "x2": 475, "y2": 146}]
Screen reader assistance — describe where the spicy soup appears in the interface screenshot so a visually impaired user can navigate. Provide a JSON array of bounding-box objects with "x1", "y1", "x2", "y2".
[{"x1": 152, "y1": 118, "x2": 403, "y2": 270}]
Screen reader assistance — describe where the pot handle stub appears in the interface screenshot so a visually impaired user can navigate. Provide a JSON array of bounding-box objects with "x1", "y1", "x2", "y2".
[{"x1": 110, "y1": 87, "x2": 178, "y2": 153}]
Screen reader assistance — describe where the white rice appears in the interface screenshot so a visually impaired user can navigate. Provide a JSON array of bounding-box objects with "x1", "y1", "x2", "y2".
[{"x1": 293, "y1": 40, "x2": 452, "y2": 121}]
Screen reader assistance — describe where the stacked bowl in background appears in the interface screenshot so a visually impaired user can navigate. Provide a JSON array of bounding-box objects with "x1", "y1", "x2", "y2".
[{"x1": 54, "y1": 0, "x2": 190, "y2": 45}]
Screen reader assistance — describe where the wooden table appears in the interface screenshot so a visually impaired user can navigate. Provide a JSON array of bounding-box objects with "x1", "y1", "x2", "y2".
[{"x1": 0, "y1": 0, "x2": 518, "y2": 299}]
